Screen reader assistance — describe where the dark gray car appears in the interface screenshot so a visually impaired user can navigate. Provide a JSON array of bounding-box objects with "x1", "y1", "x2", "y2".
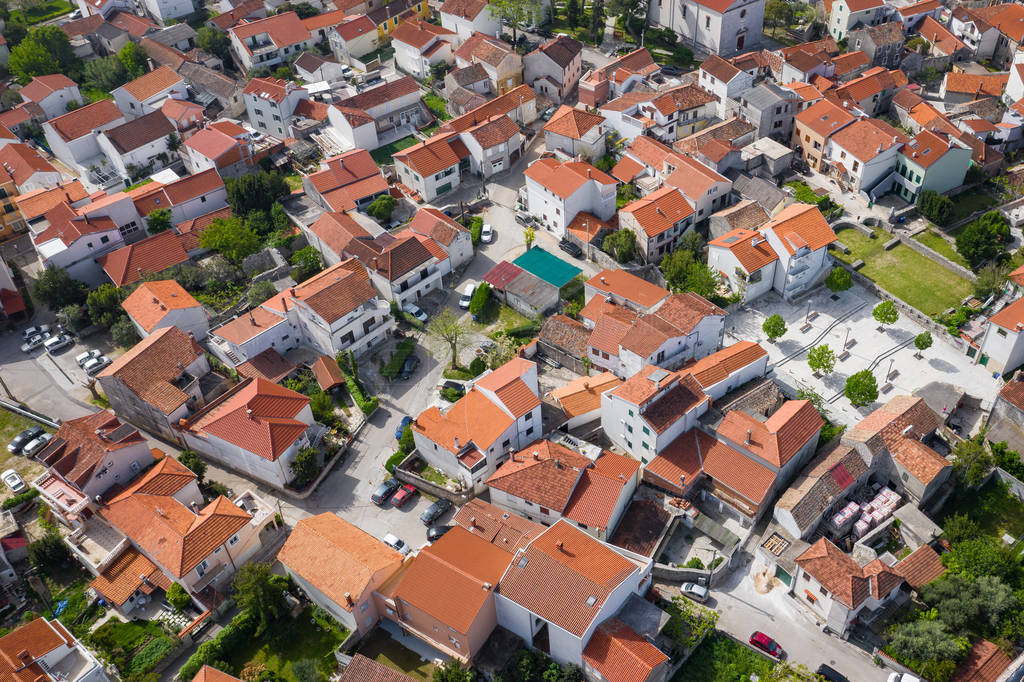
[{"x1": 420, "y1": 499, "x2": 452, "y2": 525}]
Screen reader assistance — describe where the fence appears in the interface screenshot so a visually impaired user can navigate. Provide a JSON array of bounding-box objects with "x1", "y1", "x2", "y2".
[
  {"x1": 394, "y1": 450, "x2": 475, "y2": 505},
  {"x1": 0, "y1": 399, "x2": 59, "y2": 428}
]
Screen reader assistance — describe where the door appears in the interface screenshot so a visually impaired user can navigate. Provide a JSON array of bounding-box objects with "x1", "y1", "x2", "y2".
[{"x1": 736, "y1": 33, "x2": 745, "y2": 50}]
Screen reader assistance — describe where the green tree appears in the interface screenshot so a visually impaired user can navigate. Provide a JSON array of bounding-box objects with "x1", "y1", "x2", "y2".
[
  {"x1": 888, "y1": 619, "x2": 963, "y2": 664},
  {"x1": 765, "y1": 0, "x2": 795, "y2": 36},
  {"x1": 28, "y1": 532, "x2": 71, "y2": 572},
  {"x1": 588, "y1": 0, "x2": 605, "y2": 41},
  {"x1": 34, "y1": 266, "x2": 86, "y2": 308},
  {"x1": 606, "y1": 0, "x2": 646, "y2": 39},
  {"x1": 86, "y1": 284, "x2": 126, "y2": 328},
  {"x1": 824, "y1": 266, "x2": 852, "y2": 293},
  {"x1": 602, "y1": 229, "x2": 635, "y2": 263},
  {"x1": 226, "y1": 172, "x2": 290, "y2": 215},
  {"x1": 956, "y1": 211, "x2": 1011, "y2": 268},
  {"x1": 195, "y1": 26, "x2": 231, "y2": 60},
  {"x1": 178, "y1": 449, "x2": 207, "y2": 484},
  {"x1": 166, "y1": 132, "x2": 182, "y2": 153},
  {"x1": 30, "y1": 25, "x2": 79, "y2": 75},
  {"x1": 231, "y1": 562, "x2": 286, "y2": 635},
  {"x1": 290, "y1": 245, "x2": 322, "y2": 282},
  {"x1": 433, "y1": 659, "x2": 474, "y2": 682},
  {"x1": 844, "y1": 369, "x2": 878, "y2": 407},
  {"x1": 565, "y1": 0, "x2": 581, "y2": 26},
  {"x1": 166, "y1": 583, "x2": 191, "y2": 612},
  {"x1": 82, "y1": 55, "x2": 127, "y2": 92},
  {"x1": 677, "y1": 230, "x2": 704, "y2": 255},
  {"x1": 943, "y1": 536, "x2": 1019, "y2": 582},
  {"x1": 309, "y1": 391, "x2": 334, "y2": 424},
  {"x1": 146, "y1": 208, "x2": 172, "y2": 233},
  {"x1": 9, "y1": 39, "x2": 56, "y2": 84},
  {"x1": 468, "y1": 281, "x2": 491, "y2": 316},
  {"x1": 762, "y1": 313, "x2": 787, "y2": 341},
  {"x1": 917, "y1": 189, "x2": 954, "y2": 226},
  {"x1": 365, "y1": 194, "x2": 397, "y2": 222},
  {"x1": 111, "y1": 316, "x2": 140, "y2": 348},
  {"x1": 200, "y1": 217, "x2": 261, "y2": 264},
  {"x1": 290, "y1": 447, "x2": 320, "y2": 484},
  {"x1": 807, "y1": 344, "x2": 835, "y2": 375},
  {"x1": 915, "y1": 331, "x2": 933, "y2": 357},
  {"x1": 291, "y1": 659, "x2": 321, "y2": 682},
  {"x1": 427, "y1": 308, "x2": 470, "y2": 368},
  {"x1": 270, "y1": 203, "x2": 290, "y2": 231},
  {"x1": 872, "y1": 300, "x2": 899, "y2": 327},
  {"x1": 247, "y1": 280, "x2": 277, "y2": 307},
  {"x1": 488, "y1": 0, "x2": 542, "y2": 47},
  {"x1": 244, "y1": 209, "x2": 272, "y2": 237},
  {"x1": 58, "y1": 304, "x2": 86, "y2": 333},
  {"x1": 974, "y1": 262, "x2": 1009, "y2": 299},
  {"x1": 523, "y1": 225, "x2": 536, "y2": 250},
  {"x1": 3, "y1": 18, "x2": 27, "y2": 48},
  {"x1": 118, "y1": 41, "x2": 148, "y2": 80},
  {"x1": 951, "y1": 435, "x2": 994, "y2": 488},
  {"x1": 942, "y1": 513, "x2": 979, "y2": 544}
]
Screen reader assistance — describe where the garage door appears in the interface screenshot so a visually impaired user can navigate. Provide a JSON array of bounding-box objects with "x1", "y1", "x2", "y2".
[{"x1": 775, "y1": 565, "x2": 792, "y2": 587}]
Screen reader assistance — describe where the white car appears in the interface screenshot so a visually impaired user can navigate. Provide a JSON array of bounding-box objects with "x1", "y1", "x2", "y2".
[
  {"x1": 20, "y1": 334, "x2": 49, "y2": 353},
  {"x1": 44, "y1": 334, "x2": 73, "y2": 353},
  {"x1": 22, "y1": 325, "x2": 50, "y2": 340},
  {"x1": 1, "y1": 469, "x2": 26, "y2": 495},
  {"x1": 402, "y1": 302, "x2": 428, "y2": 323},
  {"x1": 75, "y1": 349, "x2": 102, "y2": 367},
  {"x1": 458, "y1": 281, "x2": 476, "y2": 309},
  {"x1": 481, "y1": 223, "x2": 493, "y2": 243},
  {"x1": 680, "y1": 582, "x2": 709, "y2": 603},
  {"x1": 382, "y1": 533, "x2": 411, "y2": 555},
  {"x1": 22, "y1": 433, "x2": 52, "y2": 457},
  {"x1": 83, "y1": 356, "x2": 112, "y2": 376},
  {"x1": 887, "y1": 675, "x2": 920, "y2": 682}
]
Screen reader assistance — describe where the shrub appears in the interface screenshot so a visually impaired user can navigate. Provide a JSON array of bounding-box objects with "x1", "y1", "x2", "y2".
[
  {"x1": 440, "y1": 386, "x2": 462, "y2": 402},
  {"x1": 166, "y1": 583, "x2": 191, "y2": 612},
  {"x1": 504, "y1": 323, "x2": 540, "y2": 339},
  {"x1": 2, "y1": 488, "x2": 38, "y2": 510},
  {"x1": 309, "y1": 390, "x2": 334, "y2": 424},
  {"x1": 918, "y1": 189, "x2": 954, "y2": 226},
  {"x1": 469, "y1": 357, "x2": 487, "y2": 376},
  {"x1": 824, "y1": 266, "x2": 852, "y2": 293},
  {"x1": 469, "y1": 216, "x2": 483, "y2": 245},
  {"x1": 385, "y1": 451, "x2": 406, "y2": 473},
  {"x1": 179, "y1": 610, "x2": 259, "y2": 680},
  {"x1": 380, "y1": 338, "x2": 416, "y2": 379},
  {"x1": 343, "y1": 370, "x2": 378, "y2": 415},
  {"x1": 468, "y1": 282, "x2": 491, "y2": 316},
  {"x1": 290, "y1": 447, "x2": 319, "y2": 485},
  {"x1": 684, "y1": 557, "x2": 704, "y2": 569}
]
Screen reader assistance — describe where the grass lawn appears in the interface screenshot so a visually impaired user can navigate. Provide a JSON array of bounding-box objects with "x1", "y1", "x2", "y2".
[
  {"x1": 226, "y1": 607, "x2": 347, "y2": 682},
  {"x1": 0, "y1": 410, "x2": 49, "y2": 502},
  {"x1": 87, "y1": 619, "x2": 176, "y2": 678},
  {"x1": 371, "y1": 136, "x2": 417, "y2": 165},
  {"x1": 357, "y1": 629, "x2": 436, "y2": 681},
  {"x1": 833, "y1": 228, "x2": 972, "y2": 316},
  {"x1": 443, "y1": 366, "x2": 476, "y2": 380},
  {"x1": 673, "y1": 632, "x2": 774, "y2": 681},
  {"x1": 11, "y1": 0, "x2": 73, "y2": 24},
  {"x1": 913, "y1": 229, "x2": 968, "y2": 268},
  {"x1": 422, "y1": 93, "x2": 449, "y2": 121},
  {"x1": 948, "y1": 187, "x2": 997, "y2": 224},
  {"x1": 284, "y1": 174, "x2": 303, "y2": 191},
  {"x1": 937, "y1": 480, "x2": 1024, "y2": 539},
  {"x1": 47, "y1": 575, "x2": 105, "y2": 638}
]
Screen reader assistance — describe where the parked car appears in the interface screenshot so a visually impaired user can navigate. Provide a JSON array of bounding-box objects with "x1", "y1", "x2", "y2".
[
  {"x1": 540, "y1": 106, "x2": 556, "y2": 121},
  {"x1": 680, "y1": 582, "x2": 709, "y2": 603},
  {"x1": 886, "y1": 675, "x2": 920, "y2": 682},
  {"x1": 22, "y1": 325, "x2": 50, "y2": 340},
  {"x1": 75, "y1": 349, "x2": 102, "y2": 367},
  {"x1": 1, "y1": 469, "x2": 26, "y2": 495},
  {"x1": 383, "y1": 532, "x2": 411, "y2": 555},
  {"x1": 749, "y1": 632, "x2": 783, "y2": 659},
  {"x1": 427, "y1": 525, "x2": 452, "y2": 542},
  {"x1": 20, "y1": 334, "x2": 48, "y2": 353},
  {"x1": 370, "y1": 478, "x2": 402, "y2": 505},
  {"x1": 22, "y1": 433, "x2": 52, "y2": 457},
  {"x1": 459, "y1": 281, "x2": 477, "y2": 309},
  {"x1": 8, "y1": 426, "x2": 44, "y2": 454},
  {"x1": 83, "y1": 356, "x2": 111, "y2": 375},
  {"x1": 420, "y1": 498, "x2": 452, "y2": 525},
  {"x1": 402, "y1": 302, "x2": 428, "y2": 323},
  {"x1": 441, "y1": 380, "x2": 465, "y2": 397},
  {"x1": 44, "y1": 334, "x2": 73, "y2": 353},
  {"x1": 481, "y1": 224, "x2": 493, "y2": 243},
  {"x1": 559, "y1": 239, "x2": 583, "y2": 258},
  {"x1": 515, "y1": 212, "x2": 533, "y2": 227},
  {"x1": 659, "y1": 64, "x2": 681, "y2": 76},
  {"x1": 395, "y1": 416, "x2": 413, "y2": 440},
  {"x1": 399, "y1": 354, "x2": 420, "y2": 380},
  {"x1": 391, "y1": 483, "x2": 418, "y2": 508},
  {"x1": 816, "y1": 664, "x2": 849, "y2": 682}
]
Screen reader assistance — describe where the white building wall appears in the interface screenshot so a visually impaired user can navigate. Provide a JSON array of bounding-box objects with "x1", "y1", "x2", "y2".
[
  {"x1": 980, "y1": 323, "x2": 1024, "y2": 374},
  {"x1": 37, "y1": 85, "x2": 83, "y2": 121}
]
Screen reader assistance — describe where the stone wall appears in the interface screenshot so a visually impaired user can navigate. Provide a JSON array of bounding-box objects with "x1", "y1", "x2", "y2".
[
  {"x1": 896, "y1": 233, "x2": 976, "y2": 282},
  {"x1": 395, "y1": 450, "x2": 475, "y2": 505}
]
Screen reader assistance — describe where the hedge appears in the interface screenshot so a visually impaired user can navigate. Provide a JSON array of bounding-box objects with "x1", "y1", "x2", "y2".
[
  {"x1": 344, "y1": 371, "x2": 378, "y2": 415},
  {"x1": 380, "y1": 339, "x2": 416, "y2": 379},
  {"x1": 504, "y1": 323, "x2": 540, "y2": 339},
  {"x1": 385, "y1": 451, "x2": 406, "y2": 473},
  {"x1": 179, "y1": 609, "x2": 257, "y2": 680},
  {"x1": 3, "y1": 489, "x2": 39, "y2": 510}
]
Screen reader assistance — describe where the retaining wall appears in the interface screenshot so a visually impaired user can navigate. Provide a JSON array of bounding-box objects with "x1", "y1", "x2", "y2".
[
  {"x1": 896, "y1": 233, "x2": 976, "y2": 282},
  {"x1": 395, "y1": 450, "x2": 474, "y2": 505}
]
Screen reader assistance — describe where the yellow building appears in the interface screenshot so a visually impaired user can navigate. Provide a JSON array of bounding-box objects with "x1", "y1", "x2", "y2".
[{"x1": 370, "y1": 0, "x2": 430, "y2": 43}]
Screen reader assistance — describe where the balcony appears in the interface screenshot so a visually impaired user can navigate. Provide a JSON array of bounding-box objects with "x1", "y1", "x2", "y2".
[
  {"x1": 66, "y1": 520, "x2": 128, "y2": 572},
  {"x1": 234, "y1": 489, "x2": 275, "y2": 529}
]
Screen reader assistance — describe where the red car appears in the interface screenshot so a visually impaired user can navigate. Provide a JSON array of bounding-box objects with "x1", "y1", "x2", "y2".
[
  {"x1": 749, "y1": 631, "x2": 784, "y2": 659},
  {"x1": 391, "y1": 484, "x2": 418, "y2": 508}
]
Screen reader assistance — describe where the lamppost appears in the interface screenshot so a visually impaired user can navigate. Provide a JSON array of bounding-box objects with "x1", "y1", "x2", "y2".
[
  {"x1": 843, "y1": 326, "x2": 851, "y2": 350},
  {"x1": 887, "y1": 357, "x2": 895, "y2": 382}
]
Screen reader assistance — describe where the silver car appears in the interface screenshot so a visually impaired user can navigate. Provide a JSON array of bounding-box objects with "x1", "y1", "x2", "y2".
[
  {"x1": 22, "y1": 325, "x2": 50, "y2": 340},
  {"x1": 83, "y1": 356, "x2": 112, "y2": 376},
  {"x1": 382, "y1": 533, "x2": 411, "y2": 555},
  {"x1": 1, "y1": 469, "x2": 26, "y2": 495},
  {"x1": 44, "y1": 334, "x2": 73, "y2": 353},
  {"x1": 22, "y1": 433, "x2": 52, "y2": 457},
  {"x1": 75, "y1": 349, "x2": 101, "y2": 367},
  {"x1": 20, "y1": 334, "x2": 48, "y2": 353},
  {"x1": 680, "y1": 582, "x2": 709, "y2": 603},
  {"x1": 402, "y1": 302, "x2": 428, "y2": 323}
]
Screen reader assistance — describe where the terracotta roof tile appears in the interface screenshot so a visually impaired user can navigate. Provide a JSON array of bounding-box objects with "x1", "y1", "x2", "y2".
[
  {"x1": 550, "y1": 371, "x2": 622, "y2": 418},
  {"x1": 528, "y1": 34, "x2": 581, "y2": 68},
  {"x1": 582, "y1": 618, "x2": 668, "y2": 682},
  {"x1": 19, "y1": 74, "x2": 76, "y2": 103},
  {"x1": 391, "y1": 18, "x2": 455, "y2": 48},
  {"x1": 539, "y1": 313, "x2": 590, "y2": 357},
  {"x1": 212, "y1": 305, "x2": 286, "y2": 345},
  {"x1": 37, "y1": 412, "x2": 145, "y2": 489},
  {"x1": 414, "y1": 387, "x2": 514, "y2": 454},
  {"x1": 229, "y1": 12, "x2": 311, "y2": 49},
  {"x1": 262, "y1": 259, "x2": 378, "y2": 324},
  {"x1": 393, "y1": 132, "x2": 467, "y2": 176},
  {"x1": 236, "y1": 347, "x2": 296, "y2": 383},
  {"x1": 944, "y1": 72, "x2": 1008, "y2": 97},
  {"x1": 340, "y1": 655, "x2": 416, "y2": 682},
  {"x1": 440, "y1": 0, "x2": 488, "y2": 19},
  {"x1": 717, "y1": 400, "x2": 823, "y2": 468},
  {"x1": 46, "y1": 99, "x2": 122, "y2": 142},
  {"x1": 543, "y1": 105, "x2": 604, "y2": 140},
  {"x1": 563, "y1": 454, "x2": 636, "y2": 530},
  {"x1": 998, "y1": 377, "x2": 1024, "y2": 412},
  {"x1": 98, "y1": 230, "x2": 191, "y2": 286},
  {"x1": 709, "y1": 227, "x2": 778, "y2": 273},
  {"x1": 701, "y1": 54, "x2": 741, "y2": 83},
  {"x1": 0, "y1": 618, "x2": 76, "y2": 682},
  {"x1": 524, "y1": 157, "x2": 615, "y2": 200},
  {"x1": 973, "y1": 2, "x2": 1024, "y2": 42},
  {"x1": 895, "y1": 544, "x2": 946, "y2": 588},
  {"x1": 103, "y1": 110, "x2": 175, "y2": 153},
  {"x1": 97, "y1": 326, "x2": 205, "y2": 413},
  {"x1": 440, "y1": 84, "x2": 534, "y2": 134},
  {"x1": 685, "y1": 341, "x2": 767, "y2": 389},
  {"x1": 452, "y1": 498, "x2": 545, "y2": 551},
  {"x1": 338, "y1": 76, "x2": 419, "y2": 111},
  {"x1": 796, "y1": 538, "x2": 902, "y2": 608},
  {"x1": 194, "y1": 665, "x2": 244, "y2": 682},
  {"x1": 0, "y1": 142, "x2": 56, "y2": 187},
  {"x1": 468, "y1": 114, "x2": 519, "y2": 148},
  {"x1": 795, "y1": 98, "x2": 855, "y2": 139},
  {"x1": 953, "y1": 640, "x2": 1013, "y2": 682},
  {"x1": 487, "y1": 440, "x2": 589, "y2": 510},
  {"x1": 91, "y1": 546, "x2": 170, "y2": 606},
  {"x1": 764, "y1": 203, "x2": 836, "y2": 255},
  {"x1": 644, "y1": 429, "x2": 709, "y2": 495},
  {"x1": 831, "y1": 117, "x2": 908, "y2": 162},
  {"x1": 311, "y1": 354, "x2": 346, "y2": 391},
  {"x1": 620, "y1": 186, "x2": 693, "y2": 238}
]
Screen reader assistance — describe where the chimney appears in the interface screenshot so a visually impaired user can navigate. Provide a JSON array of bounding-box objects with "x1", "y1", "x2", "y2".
[
  {"x1": 247, "y1": 408, "x2": 254, "y2": 417},
  {"x1": 532, "y1": 450, "x2": 539, "y2": 460},
  {"x1": 555, "y1": 540, "x2": 564, "y2": 551},
  {"x1": 454, "y1": 436, "x2": 460, "y2": 449},
  {"x1": 190, "y1": 500, "x2": 199, "y2": 512},
  {"x1": 469, "y1": 516, "x2": 477, "y2": 528},
  {"x1": 249, "y1": 310, "x2": 255, "y2": 324},
  {"x1": 152, "y1": 296, "x2": 159, "y2": 304},
  {"x1": 345, "y1": 592, "x2": 353, "y2": 606},
  {"x1": 745, "y1": 429, "x2": 751, "y2": 445},
  {"x1": 482, "y1": 581, "x2": 492, "y2": 589},
  {"x1": 140, "y1": 574, "x2": 151, "y2": 586},
  {"x1": 554, "y1": 458, "x2": 561, "y2": 469},
  {"x1": 17, "y1": 650, "x2": 31, "y2": 664}
]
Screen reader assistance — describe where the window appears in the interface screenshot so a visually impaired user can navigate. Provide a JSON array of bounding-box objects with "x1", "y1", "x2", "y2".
[
  {"x1": 705, "y1": 16, "x2": 710, "y2": 28},
  {"x1": 525, "y1": 426, "x2": 534, "y2": 436},
  {"x1": 642, "y1": 426, "x2": 650, "y2": 435},
  {"x1": 524, "y1": 411, "x2": 533, "y2": 420},
  {"x1": 682, "y1": 4, "x2": 686, "y2": 16},
  {"x1": 228, "y1": 534, "x2": 239, "y2": 546},
  {"x1": 998, "y1": 328, "x2": 1008, "y2": 337},
  {"x1": 773, "y1": 120, "x2": 782, "y2": 129},
  {"x1": 196, "y1": 559, "x2": 209, "y2": 577},
  {"x1": 627, "y1": 424, "x2": 633, "y2": 433},
  {"x1": 642, "y1": 442, "x2": 649, "y2": 450},
  {"x1": 502, "y1": 438, "x2": 511, "y2": 448},
  {"x1": 740, "y1": 8, "x2": 746, "y2": 16},
  {"x1": 214, "y1": 547, "x2": 221, "y2": 554},
  {"x1": 819, "y1": 585, "x2": 828, "y2": 596}
]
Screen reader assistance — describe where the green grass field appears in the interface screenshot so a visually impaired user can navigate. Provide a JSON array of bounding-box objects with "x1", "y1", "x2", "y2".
[
  {"x1": 913, "y1": 229, "x2": 968, "y2": 268},
  {"x1": 356, "y1": 629, "x2": 436, "y2": 681},
  {"x1": 226, "y1": 608, "x2": 347, "y2": 682},
  {"x1": 948, "y1": 187, "x2": 997, "y2": 225},
  {"x1": 370, "y1": 136, "x2": 417, "y2": 165},
  {"x1": 833, "y1": 228, "x2": 972, "y2": 316},
  {"x1": 11, "y1": 0, "x2": 73, "y2": 24},
  {"x1": 938, "y1": 480, "x2": 1024, "y2": 539},
  {"x1": 673, "y1": 632, "x2": 775, "y2": 681}
]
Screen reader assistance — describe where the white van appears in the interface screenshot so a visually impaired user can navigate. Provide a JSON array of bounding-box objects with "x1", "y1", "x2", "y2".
[{"x1": 459, "y1": 281, "x2": 477, "y2": 309}]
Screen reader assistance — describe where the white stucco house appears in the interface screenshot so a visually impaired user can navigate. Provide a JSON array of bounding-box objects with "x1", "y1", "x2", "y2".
[
  {"x1": 649, "y1": 0, "x2": 765, "y2": 56},
  {"x1": 19, "y1": 74, "x2": 82, "y2": 121},
  {"x1": 523, "y1": 157, "x2": 616, "y2": 237},
  {"x1": 111, "y1": 66, "x2": 188, "y2": 119},
  {"x1": 978, "y1": 297, "x2": 1024, "y2": 375}
]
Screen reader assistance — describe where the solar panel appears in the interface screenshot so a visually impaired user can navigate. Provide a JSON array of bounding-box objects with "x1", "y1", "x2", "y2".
[
  {"x1": 648, "y1": 369, "x2": 669, "y2": 383},
  {"x1": 722, "y1": 235, "x2": 739, "y2": 244}
]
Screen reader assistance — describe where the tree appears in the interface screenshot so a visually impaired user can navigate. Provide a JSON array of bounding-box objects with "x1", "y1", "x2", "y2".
[
  {"x1": 588, "y1": 0, "x2": 605, "y2": 41},
  {"x1": 57, "y1": 304, "x2": 86, "y2": 333},
  {"x1": 677, "y1": 230, "x2": 705, "y2": 255},
  {"x1": 146, "y1": 208, "x2": 172, "y2": 233},
  {"x1": 366, "y1": 194, "x2": 397, "y2": 222},
  {"x1": 118, "y1": 42, "x2": 148, "y2": 80},
  {"x1": 917, "y1": 189, "x2": 954, "y2": 226},
  {"x1": 951, "y1": 435, "x2": 994, "y2": 488},
  {"x1": 244, "y1": 209, "x2": 272, "y2": 237},
  {"x1": 427, "y1": 308, "x2": 470, "y2": 368},
  {"x1": 196, "y1": 26, "x2": 231, "y2": 60},
  {"x1": 762, "y1": 313, "x2": 787, "y2": 342},
  {"x1": 290, "y1": 447, "x2": 319, "y2": 484},
  {"x1": 915, "y1": 331, "x2": 933, "y2": 357},
  {"x1": 523, "y1": 225, "x2": 536, "y2": 251},
  {"x1": 166, "y1": 132, "x2": 182, "y2": 153},
  {"x1": 488, "y1": 0, "x2": 542, "y2": 47},
  {"x1": 920, "y1": 573, "x2": 1016, "y2": 635},
  {"x1": 974, "y1": 262, "x2": 1009, "y2": 299},
  {"x1": 30, "y1": 25, "x2": 79, "y2": 75},
  {"x1": 565, "y1": 0, "x2": 581, "y2": 26},
  {"x1": 231, "y1": 562, "x2": 286, "y2": 635},
  {"x1": 291, "y1": 659, "x2": 321, "y2": 682},
  {"x1": 86, "y1": 284, "x2": 126, "y2": 328},
  {"x1": 290, "y1": 245, "x2": 322, "y2": 282},
  {"x1": 943, "y1": 513, "x2": 979, "y2": 543},
  {"x1": 247, "y1": 280, "x2": 277, "y2": 307},
  {"x1": 200, "y1": 217, "x2": 261, "y2": 264},
  {"x1": 111, "y1": 316, "x2": 140, "y2": 348},
  {"x1": 34, "y1": 266, "x2": 86, "y2": 308},
  {"x1": 28, "y1": 532, "x2": 71, "y2": 571},
  {"x1": 270, "y1": 203, "x2": 290, "y2": 231},
  {"x1": 844, "y1": 369, "x2": 878, "y2": 407},
  {"x1": 433, "y1": 659, "x2": 474, "y2": 682},
  {"x1": 765, "y1": 0, "x2": 795, "y2": 36},
  {"x1": 310, "y1": 390, "x2": 334, "y2": 425},
  {"x1": 82, "y1": 55, "x2": 127, "y2": 92},
  {"x1": 943, "y1": 536, "x2": 1018, "y2": 582},
  {"x1": 178, "y1": 450, "x2": 207, "y2": 484},
  {"x1": 226, "y1": 172, "x2": 290, "y2": 215},
  {"x1": 606, "y1": 0, "x2": 646, "y2": 39},
  {"x1": 807, "y1": 344, "x2": 835, "y2": 375},
  {"x1": 9, "y1": 39, "x2": 56, "y2": 84},
  {"x1": 166, "y1": 583, "x2": 191, "y2": 612},
  {"x1": 660, "y1": 249, "x2": 720, "y2": 298},
  {"x1": 956, "y1": 211, "x2": 1011, "y2": 268},
  {"x1": 3, "y1": 18, "x2": 26, "y2": 48},
  {"x1": 824, "y1": 266, "x2": 852, "y2": 293},
  {"x1": 872, "y1": 300, "x2": 899, "y2": 327},
  {"x1": 602, "y1": 229, "x2": 635, "y2": 263},
  {"x1": 887, "y1": 619, "x2": 962, "y2": 665},
  {"x1": 468, "y1": 281, "x2": 491, "y2": 317}
]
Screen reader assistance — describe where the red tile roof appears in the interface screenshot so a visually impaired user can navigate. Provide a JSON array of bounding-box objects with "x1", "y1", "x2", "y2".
[
  {"x1": 543, "y1": 105, "x2": 604, "y2": 140},
  {"x1": 953, "y1": 640, "x2": 1013, "y2": 682},
  {"x1": 563, "y1": 453, "x2": 636, "y2": 530},
  {"x1": 487, "y1": 439, "x2": 590, "y2": 510},
  {"x1": 91, "y1": 546, "x2": 171, "y2": 606},
  {"x1": 582, "y1": 618, "x2": 668, "y2": 682},
  {"x1": 620, "y1": 186, "x2": 694, "y2": 238},
  {"x1": 236, "y1": 347, "x2": 296, "y2": 383},
  {"x1": 229, "y1": 11, "x2": 311, "y2": 49},
  {"x1": 19, "y1": 74, "x2": 76, "y2": 103},
  {"x1": 989, "y1": 296, "x2": 1024, "y2": 331},
  {"x1": 339, "y1": 656, "x2": 416, "y2": 682},
  {"x1": 390, "y1": 18, "x2": 455, "y2": 48},
  {"x1": 120, "y1": 66, "x2": 183, "y2": 102},
  {"x1": 685, "y1": 341, "x2": 767, "y2": 389},
  {"x1": 46, "y1": 99, "x2": 122, "y2": 142},
  {"x1": 98, "y1": 229, "x2": 191, "y2": 286},
  {"x1": 523, "y1": 157, "x2": 615, "y2": 199},
  {"x1": 37, "y1": 411, "x2": 145, "y2": 490},
  {"x1": 944, "y1": 71, "x2": 1008, "y2": 97},
  {"x1": 709, "y1": 228, "x2": 778, "y2": 273},
  {"x1": 895, "y1": 544, "x2": 946, "y2": 588},
  {"x1": 393, "y1": 132, "x2": 469, "y2": 176},
  {"x1": 440, "y1": 0, "x2": 488, "y2": 20},
  {"x1": 717, "y1": 399, "x2": 823, "y2": 468},
  {"x1": 644, "y1": 429, "x2": 709, "y2": 495},
  {"x1": 795, "y1": 98, "x2": 855, "y2": 139},
  {"x1": 0, "y1": 142, "x2": 56, "y2": 187},
  {"x1": 0, "y1": 618, "x2": 77, "y2": 682},
  {"x1": 796, "y1": 538, "x2": 902, "y2": 609},
  {"x1": 763, "y1": 203, "x2": 836, "y2": 255},
  {"x1": 97, "y1": 326, "x2": 205, "y2": 413}
]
